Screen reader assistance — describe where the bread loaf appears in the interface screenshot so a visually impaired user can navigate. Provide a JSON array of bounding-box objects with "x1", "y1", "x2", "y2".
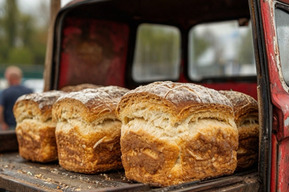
[
  {"x1": 53, "y1": 86, "x2": 129, "y2": 174},
  {"x1": 219, "y1": 90, "x2": 259, "y2": 169},
  {"x1": 61, "y1": 83, "x2": 101, "y2": 92},
  {"x1": 116, "y1": 81, "x2": 238, "y2": 186},
  {"x1": 13, "y1": 91, "x2": 64, "y2": 162}
]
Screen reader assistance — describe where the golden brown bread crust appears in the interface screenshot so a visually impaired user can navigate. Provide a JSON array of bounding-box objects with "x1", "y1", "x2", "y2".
[
  {"x1": 13, "y1": 91, "x2": 64, "y2": 162},
  {"x1": 53, "y1": 86, "x2": 129, "y2": 174},
  {"x1": 219, "y1": 90, "x2": 259, "y2": 169},
  {"x1": 116, "y1": 81, "x2": 238, "y2": 186},
  {"x1": 61, "y1": 83, "x2": 101, "y2": 92},
  {"x1": 117, "y1": 81, "x2": 233, "y2": 124},
  {"x1": 219, "y1": 90, "x2": 258, "y2": 123},
  {"x1": 54, "y1": 86, "x2": 129, "y2": 123}
]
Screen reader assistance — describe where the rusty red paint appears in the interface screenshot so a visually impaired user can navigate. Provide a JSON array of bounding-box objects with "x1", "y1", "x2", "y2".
[
  {"x1": 273, "y1": 94, "x2": 289, "y2": 140},
  {"x1": 260, "y1": 0, "x2": 289, "y2": 191},
  {"x1": 271, "y1": 134, "x2": 289, "y2": 192},
  {"x1": 261, "y1": 0, "x2": 289, "y2": 138},
  {"x1": 58, "y1": 18, "x2": 129, "y2": 89},
  {"x1": 276, "y1": 138, "x2": 289, "y2": 192}
]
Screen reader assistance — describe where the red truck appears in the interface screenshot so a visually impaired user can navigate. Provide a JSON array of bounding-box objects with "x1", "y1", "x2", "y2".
[{"x1": 0, "y1": 0, "x2": 288, "y2": 191}]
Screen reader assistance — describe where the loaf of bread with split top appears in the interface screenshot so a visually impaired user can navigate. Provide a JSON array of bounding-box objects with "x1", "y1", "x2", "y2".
[
  {"x1": 219, "y1": 90, "x2": 259, "y2": 170},
  {"x1": 14, "y1": 91, "x2": 64, "y2": 162},
  {"x1": 52, "y1": 86, "x2": 129, "y2": 174},
  {"x1": 116, "y1": 81, "x2": 238, "y2": 186}
]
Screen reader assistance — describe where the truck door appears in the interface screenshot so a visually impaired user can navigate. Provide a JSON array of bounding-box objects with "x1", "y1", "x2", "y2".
[{"x1": 250, "y1": 0, "x2": 289, "y2": 191}]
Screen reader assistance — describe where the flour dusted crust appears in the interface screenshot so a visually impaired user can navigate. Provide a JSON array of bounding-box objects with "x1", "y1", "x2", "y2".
[
  {"x1": 116, "y1": 81, "x2": 238, "y2": 186},
  {"x1": 53, "y1": 86, "x2": 129, "y2": 174},
  {"x1": 219, "y1": 90, "x2": 259, "y2": 169},
  {"x1": 61, "y1": 83, "x2": 101, "y2": 92},
  {"x1": 13, "y1": 91, "x2": 64, "y2": 162}
]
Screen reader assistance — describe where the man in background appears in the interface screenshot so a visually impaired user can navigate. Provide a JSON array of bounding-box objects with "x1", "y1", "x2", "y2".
[{"x1": 0, "y1": 66, "x2": 33, "y2": 130}]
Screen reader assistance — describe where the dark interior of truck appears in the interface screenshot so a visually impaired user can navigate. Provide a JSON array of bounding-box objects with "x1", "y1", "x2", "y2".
[{"x1": 52, "y1": 0, "x2": 257, "y2": 98}]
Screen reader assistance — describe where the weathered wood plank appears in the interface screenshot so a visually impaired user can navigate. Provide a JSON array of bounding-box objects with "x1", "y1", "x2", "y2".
[
  {"x1": 0, "y1": 152, "x2": 260, "y2": 191},
  {"x1": 0, "y1": 131, "x2": 18, "y2": 152}
]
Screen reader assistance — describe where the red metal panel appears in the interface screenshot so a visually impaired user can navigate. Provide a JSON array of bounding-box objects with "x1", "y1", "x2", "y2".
[
  {"x1": 260, "y1": 0, "x2": 289, "y2": 191},
  {"x1": 202, "y1": 82, "x2": 257, "y2": 100},
  {"x1": 260, "y1": 0, "x2": 289, "y2": 138},
  {"x1": 277, "y1": 138, "x2": 289, "y2": 192},
  {"x1": 58, "y1": 18, "x2": 129, "y2": 89},
  {"x1": 272, "y1": 95, "x2": 289, "y2": 140}
]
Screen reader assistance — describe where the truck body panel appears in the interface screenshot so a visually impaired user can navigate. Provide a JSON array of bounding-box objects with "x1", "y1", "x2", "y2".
[{"x1": 257, "y1": 0, "x2": 289, "y2": 191}]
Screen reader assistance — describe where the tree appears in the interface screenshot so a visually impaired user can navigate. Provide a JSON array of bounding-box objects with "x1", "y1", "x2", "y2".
[
  {"x1": 0, "y1": 0, "x2": 19, "y2": 62},
  {"x1": 8, "y1": 47, "x2": 33, "y2": 64},
  {"x1": 0, "y1": 0, "x2": 49, "y2": 66},
  {"x1": 135, "y1": 24, "x2": 180, "y2": 77},
  {"x1": 190, "y1": 29, "x2": 210, "y2": 62},
  {"x1": 2, "y1": 0, "x2": 19, "y2": 48},
  {"x1": 238, "y1": 30, "x2": 254, "y2": 64}
]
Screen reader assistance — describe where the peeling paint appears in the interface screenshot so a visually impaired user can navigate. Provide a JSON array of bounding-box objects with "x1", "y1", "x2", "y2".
[
  {"x1": 262, "y1": 1, "x2": 289, "y2": 191},
  {"x1": 285, "y1": 105, "x2": 289, "y2": 112},
  {"x1": 270, "y1": 2, "x2": 289, "y2": 93},
  {"x1": 285, "y1": 117, "x2": 289, "y2": 127}
]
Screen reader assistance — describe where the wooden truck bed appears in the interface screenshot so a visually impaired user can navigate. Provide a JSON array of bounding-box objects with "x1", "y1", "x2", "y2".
[{"x1": 0, "y1": 131, "x2": 259, "y2": 192}]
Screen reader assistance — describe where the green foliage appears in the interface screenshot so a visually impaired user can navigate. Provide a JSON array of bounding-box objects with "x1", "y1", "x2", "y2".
[
  {"x1": 0, "y1": 39, "x2": 9, "y2": 63},
  {"x1": 8, "y1": 47, "x2": 33, "y2": 64},
  {"x1": 135, "y1": 24, "x2": 180, "y2": 75},
  {"x1": 2, "y1": 0, "x2": 19, "y2": 48},
  {"x1": 238, "y1": 30, "x2": 254, "y2": 64},
  {"x1": 0, "y1": 0, "x2": 48, "y2": 66},
  {"x1": 190, "y1": 30, "x2": 210, "y2": 61}
]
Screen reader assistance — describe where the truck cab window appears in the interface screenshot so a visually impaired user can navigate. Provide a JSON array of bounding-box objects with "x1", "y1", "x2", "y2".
[
  {"x1": 188, "y1": 20, "x2": 256, "y2": 81},
  {"x1": 275, "y1": 8, "x2": 289, "y2": 86},
  {"x1": 132, "y1": 24, "x2": 180, "y2": 82}
]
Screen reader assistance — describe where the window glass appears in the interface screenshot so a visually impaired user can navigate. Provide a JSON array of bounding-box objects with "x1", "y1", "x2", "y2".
[
  {"x1": 132, "y1": 24, "x2": 180, "y2": 82},
  {"x1": 189, "y1": 20, "x2": 256, "y2": 80},
  {"x1": 275, "y1": 8, "x2": 289, "y2": 86}
]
